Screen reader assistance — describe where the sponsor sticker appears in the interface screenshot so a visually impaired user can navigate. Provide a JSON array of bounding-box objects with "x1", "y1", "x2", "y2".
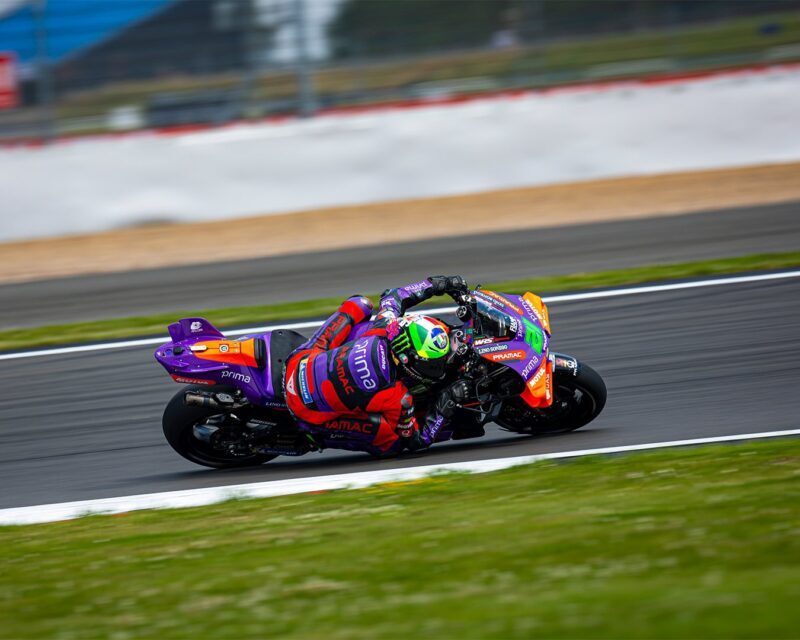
[
  {"x1": 545, "y1": 364, "x2": 552, "y2": 401},
  {"x1": 529, "y1": 363, "x2": 546, "y2": 385},
  {"x1": 405, "y1": 280, "x2": 430, "y2": 293},
  {"x1": 474, "y1": 336, "x2": 511, "y2": 346},
  {"x1": 263, "y1": 400, "x2": 288, "y2": 409},
  {"x1": 425, "y1": 414, "x2": 446, "y2": 440},
  {"x1": 378, "y1": 341, "x2": 388, "y2": 373},
  {"x1": 221, "y1": 370, "x2": 251, "y2": 384},
  {"x1": 488, "y1": 349, "x2": 526, "y2": 362},
  {"x1": 476, "y1": 343, "x2": 509, "y2": 354},
  {"x1": 190, "y1": 321, "x2": 203, "y2": 333},
  {"x1": 171, "y1": 375, "x2": 213, "y2": 385},
  {"x1": 522, "y1": 356, "x2": 542, "y2": 378},
  {"x1": 335, "y1": 348, "x2": 355, "y2": 395},
  {"x1": 352, "y1": 339, "x2": 377, "y2": 391},
  {"x1": 480, "y1": 290, "x2": 524, "y2": 315},
  {"x1": 475, "y1": 290, "x2": 501, "y2": 308},
  {"x1": 522, "y1": 296, "x2": 549, "y2": 331},
  {"x1": 326, "y1": 418, "x2": 376, "y2": 436},
  {"x1": 298, "y1": 360, "x2": 313, "y2": 404},
  {"x1": 555, "y1": 356, "x2": 578, "y2": 375}
]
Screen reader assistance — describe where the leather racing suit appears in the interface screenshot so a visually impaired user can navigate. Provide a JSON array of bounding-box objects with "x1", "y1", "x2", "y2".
[{"x1": 283, "y1": 277, "x2": 467, "y2": 455}]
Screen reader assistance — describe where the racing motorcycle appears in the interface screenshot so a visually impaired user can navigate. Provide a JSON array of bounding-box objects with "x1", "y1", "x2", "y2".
[{"x1": 154, "y1": 288, "x2": 606, "y2": 468}]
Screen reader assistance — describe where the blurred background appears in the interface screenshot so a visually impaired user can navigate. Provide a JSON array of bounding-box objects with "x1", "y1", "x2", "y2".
[{"x1": 0, "y1": 0, "x2": 799, "y2": 141}]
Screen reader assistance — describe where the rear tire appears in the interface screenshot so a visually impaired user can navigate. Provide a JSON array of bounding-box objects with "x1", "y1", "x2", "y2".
[
  {"x1": 497, "y1": 362, "x2": 606, "y2": 435},
  {"x1": 163, "y1": 385, "x2": 277, "y2": 469}
]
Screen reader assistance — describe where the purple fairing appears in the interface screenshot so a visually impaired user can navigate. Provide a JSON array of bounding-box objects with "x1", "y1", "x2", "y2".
[
  {"x1": 154, "y1": 317, "x2": 287, "y2": 409},
  {"x1": 154, "y1": 312, "x2": 385, "y2": 413},
  {"x1": 471, "y1": 290, "x2": 551, "y2": 384},
  {"x1": 168, "y1": 317, "x2": 224, "y2": 342},
  {"x1": 155, "y1": 307, "x2": 383, "y2": 410}
]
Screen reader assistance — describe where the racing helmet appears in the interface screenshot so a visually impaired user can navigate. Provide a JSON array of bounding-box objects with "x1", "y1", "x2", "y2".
[{"x1": 390, "y1": 315, "x2": 451, "y2": 381}]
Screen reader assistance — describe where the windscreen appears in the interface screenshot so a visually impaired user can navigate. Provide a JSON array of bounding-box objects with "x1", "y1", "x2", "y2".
[{"x1": 475, "y1": 300, "x2": 516, "y2": 339}]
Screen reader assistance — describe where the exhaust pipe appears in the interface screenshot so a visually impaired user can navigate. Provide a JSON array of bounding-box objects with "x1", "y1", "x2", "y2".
[{"x1": 184, "y1": 390, "x2": 248, "y2": 409}]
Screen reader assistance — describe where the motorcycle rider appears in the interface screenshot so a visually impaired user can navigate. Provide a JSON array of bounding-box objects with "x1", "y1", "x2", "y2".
[{"x1": 283, "y1": 276, "x2": 472, "y2": 455}]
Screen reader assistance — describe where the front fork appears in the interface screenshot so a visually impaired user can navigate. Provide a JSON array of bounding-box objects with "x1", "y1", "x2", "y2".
[{"x1": 551, "y1": 352, "x2": 579, "y2": 377}]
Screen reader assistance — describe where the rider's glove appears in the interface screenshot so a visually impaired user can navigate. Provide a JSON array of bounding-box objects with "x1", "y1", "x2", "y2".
[
  {"x1": 396, "y1": 419, "x2": 427, "y2": 451},
  {"x1": 395, "y1": 422, "x2": 415, "y2": 439},
  {"x1": 428, "y1": 275, "x2": 469, "y2": 299},
  {"x1": 403, "y1": 430, "x2": 426, "y2": 452},
  {"x1": 434, "y1": 379, "x2": 472, "y2": 419}
]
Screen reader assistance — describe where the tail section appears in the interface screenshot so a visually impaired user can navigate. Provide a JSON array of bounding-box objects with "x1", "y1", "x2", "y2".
[{"x1": 168, "y1": 317, "x2": 225, "y2": 343}]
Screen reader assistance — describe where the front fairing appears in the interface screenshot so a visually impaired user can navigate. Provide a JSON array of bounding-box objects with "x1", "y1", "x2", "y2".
[{"x1": 474, "y1": 289, "x2": 550, "y2": 383}]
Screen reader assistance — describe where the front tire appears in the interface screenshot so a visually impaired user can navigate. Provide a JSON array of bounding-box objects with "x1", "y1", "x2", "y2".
[
  {"x1": 497, "y1": 362, "x2": 606, "y2": 435},
  {"x1": 162, "y1": 385, "x2": 277, "y2": 469}
]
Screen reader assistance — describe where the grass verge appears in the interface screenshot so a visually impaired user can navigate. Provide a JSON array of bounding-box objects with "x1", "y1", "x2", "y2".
[
  {"x1": 3, "y1": 250, "x2": 800, "y2": 352},
  {"x1": 1, "y1": 438, "x2": 799, "y2": 638},
  {"x1": 3, "y1": 250, "x2": 800, "y2": 353}
]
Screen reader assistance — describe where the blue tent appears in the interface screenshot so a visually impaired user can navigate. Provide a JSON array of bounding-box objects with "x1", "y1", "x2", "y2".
[{"x1": 0, "y1": 0, "x2": 174, "y2": 64}]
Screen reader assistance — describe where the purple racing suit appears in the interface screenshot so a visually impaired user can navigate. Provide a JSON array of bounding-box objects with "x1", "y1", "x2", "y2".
[{"x1": 283, "y1": 278, "x2": 456, "y2": 454}]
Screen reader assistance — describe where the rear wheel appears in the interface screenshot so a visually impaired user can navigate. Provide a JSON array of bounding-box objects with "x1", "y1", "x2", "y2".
[
  {"x1": 162, "y1": 385, "x2": 277, "y2": 469},
  {"x1": 497, "y1": 362, "x2": 606, "y2": 435}
]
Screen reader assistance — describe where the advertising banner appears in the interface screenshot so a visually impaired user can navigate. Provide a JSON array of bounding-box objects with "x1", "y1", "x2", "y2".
[{"x1": 0, "y1": 52, "x2": 19, "y2": 109}]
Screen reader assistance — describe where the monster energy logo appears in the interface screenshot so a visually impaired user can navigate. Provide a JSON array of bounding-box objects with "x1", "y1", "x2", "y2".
[{"x1": 391, "y1": 332, "x2": 412, "y2": 355}]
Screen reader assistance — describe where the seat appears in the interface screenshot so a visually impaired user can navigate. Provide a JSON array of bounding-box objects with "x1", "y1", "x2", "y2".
[{"x1": 268, "y1": 330, "x2": 307, "y2": 399}]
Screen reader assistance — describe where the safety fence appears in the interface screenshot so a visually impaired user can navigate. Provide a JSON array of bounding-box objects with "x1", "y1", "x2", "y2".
[{"x1": 0, "y1": 0, "x2": 798, "y2": 141}]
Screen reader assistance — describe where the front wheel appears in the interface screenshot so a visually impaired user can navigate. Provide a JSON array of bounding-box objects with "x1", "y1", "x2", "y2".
[
  {"x1": 497, "y1": 362, "x2": 606, "y2": 435},
  {"x1": 162, "y1": 385, "x2": 278, "y2": 469}
]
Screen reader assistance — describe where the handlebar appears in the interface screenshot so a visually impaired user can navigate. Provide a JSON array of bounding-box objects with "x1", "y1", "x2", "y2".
[{"x1": 453, "y1": 291, "x2": 477, "y2": 320}]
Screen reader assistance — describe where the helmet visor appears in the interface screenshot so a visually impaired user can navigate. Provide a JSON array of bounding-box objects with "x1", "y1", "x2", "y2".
[{"x1": 408, "y1": 353, "x2": 449, "y2": 380}]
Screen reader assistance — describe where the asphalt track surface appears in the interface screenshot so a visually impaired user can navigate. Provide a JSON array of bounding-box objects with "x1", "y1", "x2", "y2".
[
  {"x1": 2, "y1": 200, "x2": 800, "y2": 329},
  {"x1": 1, "y1": 273, "x2": 798, "y2": 510}
]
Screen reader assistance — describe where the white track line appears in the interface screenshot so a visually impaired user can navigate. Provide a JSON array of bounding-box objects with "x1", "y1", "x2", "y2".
[
  {"x1": 1, "y1": 429, "x2": 797, "y2": 526},
  {"x1": 0, "y1": 319, "x2": 327, "y2": 361},
  {"x1": 3, "y1": 269, "x2": 799, "y2": 362}
]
